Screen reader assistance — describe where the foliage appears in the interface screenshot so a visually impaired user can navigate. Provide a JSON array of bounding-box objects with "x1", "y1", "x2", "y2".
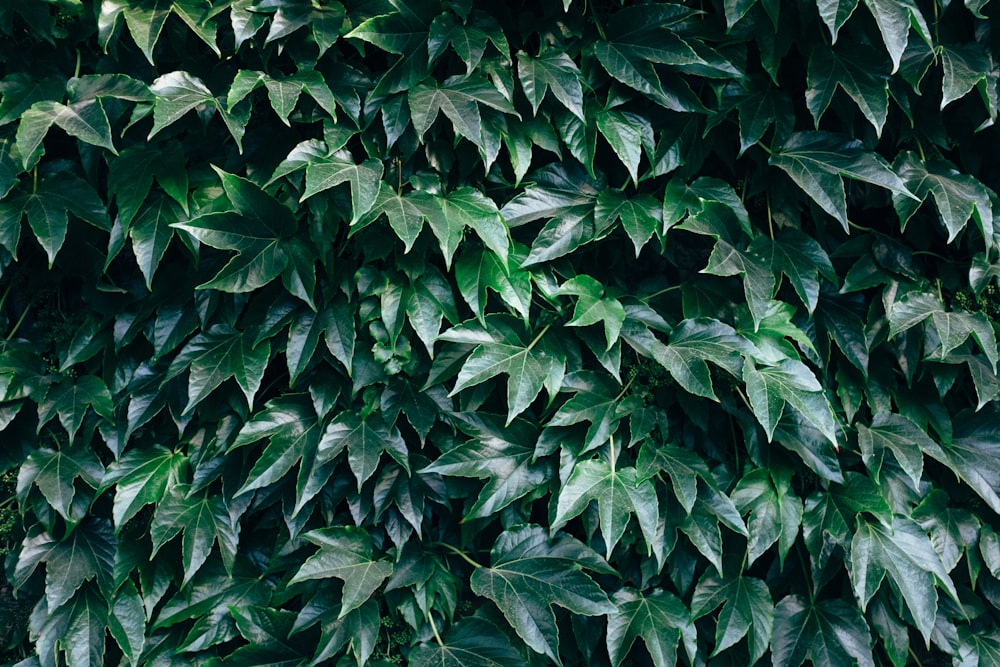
[{"x1": 1, "y1": 0, "x2": 1000, "y2": 665}]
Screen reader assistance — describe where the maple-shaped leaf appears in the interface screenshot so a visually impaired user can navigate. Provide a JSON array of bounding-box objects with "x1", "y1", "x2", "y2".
[
  {"x1": 606, "y1": 588, "x2": 696, "y2": 667},
  {"x1": 861, "y1": 0, "x2": 932, "y2": 73},
  {"x1": 553, "y1": 459, "x2": 659, "y2": 557},
  {"x1": 850, "y1": 515, "x2": 958, "y2": 643},
  {"x1": 857, "y1": 412, "x2": 938, "y2": 489},
  {"x1": 318, "y1": 411, "x2": 409, "y2": 490},
  {"x1": 300, "y1": 150, "x2": 384, "y2": 223},
  {"x1": 17, "y1": 444, "x2": 104, "y2": 522},
  {"x1": 455, "y1": 245, "x2": 532, "y2": 323},
  {"x1": 447, "y1": 319, "x2": 566, "y2": 424},
  {"x1": 16, "y1": 98, "x2": 117, "y2": 169},
  {"x1": 595, "y1": 188, "x2": 662, "y2": 256},
  {"x1": 731, "y1": 468, "x2": 803, "y2": 567},
  {"x1": 173, "y1": 167, "x2": 298, "y2": 293},
  {"x1": 628, "y1": 317, "x2": 748, "y2": 400},
  {"x1": 409, "y1": 75, "x2": 519, "y2": 149},
  {"x1": 0, "y1": 173, "x2": 109, "y2": 266},
  {"x1": 164, "y1": 325, "x2": 270, "y2": 413},
  {"x1": 289, "y1": 526, "x2": 393, "y2": 618},
  {"x1": 749, "y1": 229, "x2": 836, "y2": 314},
  {"x1": 101, "y1": 446, "x2": 186, "y2": 529},
  {"x1": 147, "y1": 71, "x2": 249, "y2": 149},
  {"x1": 702, "y1": 238, "x2": 775, "y2": 331},
  {"x1": 692, "y1": 572, "x2": 774, "y2": 663},
  {"x1": 744, "y1": 357, "x2": 839, "y2": 449},
  {"x1": 772, "y1": 595, "x2": 875, "y2": 667},
  {"x1": 518, "y1": 50, "x2": 585, "y2": 120},
  {"x1": 36, "y1": 375, "x2": 114, "y2": 443},
  {"x1": 13, "y1": 519, "x2": 115, "y2": 610},
  {"x1": 422, "y1": 412, "x2": 552, "y2": 519},
  {"x1": 408, "y1": 186, "x2": 510, "y2": 268},
  {"x1": 769, "y1": 131, "x2": 916, "y2": 230},
  {"x1": 150, "y1": 484, "x2": 240, "y2": 586},
  {"x1": 227, "y1": 69, "x2": 337, "y2": 125},
  {"x1": 229, "y1": 397, "x2": 323, "y2": 498},
  {"x1": 409, "y1": 617, "x2": 524, "y2": 667},
  {"x1": 886, "y1": 291, "x2": 999, "y2": 369},
  {"x1": 428, "y1": 11, "x2": 508, "y2": 74},
  {"x1": 558, "y1": 275, "x2": 626, "y2": 350},
  {"x1": 470, "y1": 525, "x2": 615, "y2": 664},
  {"x1": 893, "y1": 151, "x2": 994, "y2": 247},
  {"x1": 806, "y1": 46, "x2": 889, "y2": 136}
]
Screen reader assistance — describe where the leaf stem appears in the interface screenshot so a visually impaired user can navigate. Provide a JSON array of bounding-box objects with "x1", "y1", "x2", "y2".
[
  {"x1": 5, "y1": 304, "x2": 32, "y2": 342},
  {"x1": 908, "y1": 645, "x2": 925, "y2": 667},
  {"x1": 609, "y1": 433, "x2": 616, "y2": 474},
  {"x1": 527, "y1": 324, "x2": 551, "y2": 350},
  {"x1": 428, "y1": 612, "x2": 445, "y2": 648},
  {"x1": 639, "y1": 285, "x2": 681, "y2": 302},
  {"x1": 433, "y1": 541, "x2": 482, "y2": 569}
]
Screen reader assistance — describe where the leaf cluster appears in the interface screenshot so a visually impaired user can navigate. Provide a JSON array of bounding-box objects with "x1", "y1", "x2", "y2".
[{"x1": 2, "y1": 0, "x2": 1000, "y2": 665}]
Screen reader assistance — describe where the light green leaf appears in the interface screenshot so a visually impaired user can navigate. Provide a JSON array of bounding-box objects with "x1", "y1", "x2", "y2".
[
  {"x1": 816, "y1": 0, "x2": 859, "y2": 42},
  {"x1": 941, "y1": 42, "x2": 993, "y2": 109},
  {"x1": 123, "y1": 0, "x2": 171, "y2": 64},
  {"x1": 456, "y1": 245, "x2": 532, "y2": 322},
  {"x1": 595, "y1": 189, "x2": 661, "y2": 256},
  {"x1": 863, "y1": 0, "x2": 932, "y2": 73},
  {"x1": 17, "y1": 99, "x2": 117, "y2": 168},
  {"x1": 301, "y1": 151, "x2": 384, "y2": 223}
]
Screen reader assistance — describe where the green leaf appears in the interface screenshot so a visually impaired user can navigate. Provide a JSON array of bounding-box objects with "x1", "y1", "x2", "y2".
[
  {"x1": 165, "y1": 326, "x2": 270, "y2": 413},
  {"x1": 16, "y1": 99, "x2": 117, "y2": 168},
  {"x1": 131, "y1": 193, "x2": 182, "y2": 289},
  {"x1": 772, "y1": 596, "x2": 874, "y2": 667},
  {"x1": 559, "y1": 275, "x2": 625, "y2": 351},
  {"x1": 607, "y1": 588, "x2": 695, "y2": 667},
  {"x1": 230, "y1": 397, "x2": 321, "y2": 496},
  {"x1": 14, "y1": 519, "x2": 115, "y2": 610},
  {"x1": 815, "y1": 0, "x2": 859, "y2": 42},
  {"x1": 518, "y1": 50, "x2": 585, "y2": 120},
  {"x1": 702, "y1": 239, "x2": 775, "y2": 330},
  {"x1": 109, "y1": 581, "x2": 146, "y2": 663},
  {"x1": 638, "y1": 318, "x2": 749, "y2": 400},
  {"x1": 862, "y1": 0, "x2": 931, "y2": 73},
  {"x1": 857, "y1": 412, "x2": 935, "y2": 489},
  {"x1": 123, "y1": 0, "x2": 171, "y2": 64},
  {"x1": 17, "y1": 445, "x2": 103, "y2": 522},
  {"x1": 553, "y1": 459, "x2": 659, "y2": 557},
  {"x1": 422, "y1": 412, "x2": 552, "y2": 519},
  {"x1": 596, "y1": 109, "x2": 645, "y2": 184},
  {"x1": 595, "y1": 189, "x2": 661, "y2": 256},
  {"x1": 456, "y1": 245, "x2": 532, "y2": 323},
  {"x1": 101, "y1": 446, "x2": 186, "y2": 529},
  {"x1": 108, "y1": 143, "x2": 188, "y2": 229},
  {"x1": 37, "y1": 375, "x2": 114, "y2": 443},
  {"x1": 893, "y1": 152, "x2": 994, "y2": 247},
  {"x1": 769, "y1": 131, "x2": 916, "y2": 230},
  {"x1": 301, "y1": 151, "x2": 384, "y2": 223},
  {"x1": 289, "y1": 527, "x2": 393, "y2": 618},
  {"x1": 409, "y1": 76, "x2": 519, "y2": 150},
  {"x1": 318, "y1": 411, "x2": 408, "y2": 490},
  {"x1": 449, "y1": 322, "x2": 565, "y2": 424},
  {"x1": 470, "y1": 526, "x2": 615, "y2": 664},
  {"x1": 850, "y1": 515, "x2": 957, "y2": 642},
  {"x1": 410, "y1": 186, "x2": 509, "y2": 267},
  {"x1": 410, "y1": 617, "x2": 525, "y2": 667},
  {"x1": 150, "y1": 485, "x2": 240, "y2": 586},
  {"x1": 0, "y1": 73, "x2": 64, "y2": 126},
  {"x1": 731, "y1": 468, "x2": 802, "y2": 567},
  {"x1": 933, "y1": 408, "x2": 1000, "y2": 515},
  {"x1": 806, "y1": 47, "x2": 889, "y2": 136},
  {"x1": 940, "y1": 42, "x2": 992, "y2": 109},
  {"x1": 691, "y1": 572, "x2": 774, "y2": 663}
]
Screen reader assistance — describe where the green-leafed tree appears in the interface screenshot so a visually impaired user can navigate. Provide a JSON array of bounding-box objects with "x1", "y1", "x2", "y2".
[{"x1": 1, "y1": 0, "x2": 1000, "y2": 664}]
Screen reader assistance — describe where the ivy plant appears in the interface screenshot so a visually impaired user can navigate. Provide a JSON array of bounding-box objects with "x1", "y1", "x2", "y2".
[{"x1": 2, "y1": 0, "x2": 1000, "y2": 665}]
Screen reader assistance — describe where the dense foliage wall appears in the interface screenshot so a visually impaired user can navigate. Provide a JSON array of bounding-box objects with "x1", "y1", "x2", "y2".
[{"x1": 2, "y1": 0, "x2": 1000, "y2": 664}]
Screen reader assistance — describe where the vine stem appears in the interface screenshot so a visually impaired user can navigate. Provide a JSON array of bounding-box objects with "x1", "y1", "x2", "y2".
[
  {"x1": 428, "y1": 612, "x2": 445, "y2": 648},
  {"x1": 432, "y1": 541, "x2": 482, "y2": 569},
  {"x1": 639, "y1": 284, "x2": 681, "y2": 302}
]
